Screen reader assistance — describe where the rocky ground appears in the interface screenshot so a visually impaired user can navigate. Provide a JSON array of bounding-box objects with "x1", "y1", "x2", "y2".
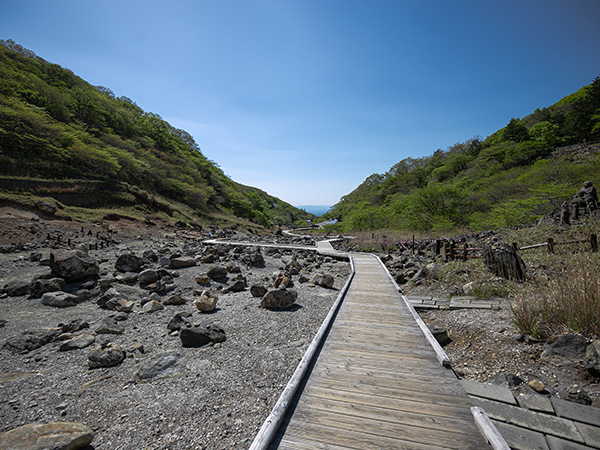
[
  {"x1": 0, "y1": 207, "x2": 348, "y2": 449},
  {"x1": 1, "y1": 205, "x2": 600, "y2": 449}
]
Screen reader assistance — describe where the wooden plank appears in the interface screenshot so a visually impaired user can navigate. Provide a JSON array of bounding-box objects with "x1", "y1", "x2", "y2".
[
  {"x1": 277, "y1": 421, "x2": 461, "y2": 450},
  {"x1": 295, "y1": 394, "x2": 482, "y2": 438},
  {"x1": 302, "y1": 384, "x2": 478, "y2": 420},
  {"x1": 314, "y1": 356, "x2": 458, "y2": 378},
  {"x1": 285, "y1": 409, "x2": 488, "y2": 449}
]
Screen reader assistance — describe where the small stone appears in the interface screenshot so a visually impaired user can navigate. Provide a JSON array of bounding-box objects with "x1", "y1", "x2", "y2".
[
  {"x1": 310, "y1": 273, "x2": 334, "y2": 288},
  {"x1": 195, "y1": 274, "x2": 211, "y2": 285},
  {"x1": 142, "y1": 300, "x2": 164, "y2": 313},
  {"x1": 170, "y1": 256, "x2": 196, "y2": 268},
  {"x1": 195, "y1": 291, "x2": 218, "y2": 313},
  {"x1": 207, "y1": 266, "x2": 228, "y2": 280},
  {"x1": 528, "y1": 379, "x2": 545, "y2": 393},
  {"x1": 163, "y1": 294, "x2": 186, "y2": 306},
  {"x1": 104, "y1": 298, "x2": 135, "y2": 313}
]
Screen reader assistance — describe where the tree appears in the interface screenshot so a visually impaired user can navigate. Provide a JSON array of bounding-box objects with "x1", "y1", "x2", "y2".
[{"x1": 503, "y1": 118, "x2": 529, "y2": 143}]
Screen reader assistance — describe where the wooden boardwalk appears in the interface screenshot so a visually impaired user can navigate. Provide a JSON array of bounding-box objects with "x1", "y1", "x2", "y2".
[{"x1": 267, "y1": 253, "x2": 491, "y2": 449}]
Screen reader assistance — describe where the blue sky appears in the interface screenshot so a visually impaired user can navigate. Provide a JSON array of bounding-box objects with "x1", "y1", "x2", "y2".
[{"x1": 2, "y1": 0, "x2": 600, "y2": 206}]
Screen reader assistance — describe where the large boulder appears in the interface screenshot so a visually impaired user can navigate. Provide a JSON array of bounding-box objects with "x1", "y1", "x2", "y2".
[
  {"x1": 50, "y1": 250, "x2": 99, "y2": 282},
  {"x1": 29, "y1": 278, "x2": 66, "y2": 298},
  {"x1": 88, "y1": 342, "x2": 125, "y2": 368},
  {"x1": 0, "y1": 422, "x2": 93, "y2": 450},
  {"x1": 261, "y1": 289, "x2": 297, "y2": 309},
  {"x1": 3, "y1": 329, "x2": 60, "y2": 353},
  {"x1": 180, "y1": 323, "x2": 226, "y2": 347},
  {"x1": 115, "y1": 253, "x2": 143, "y2": 273},
  {"x1": 41, "y1": 291, "x2": 78, "y2": 307},
  {"x1": 584, "y1": 340, "x2": 600, "y2": 377},
  {"x1": 311, "y1": 273, "x2": 335, "y2": 288},
  {"x1": 541, "y1": 334, "x2": 588, "y2": 362},
  {"x1": 207, "y1": 266, "x2": 228, "y2": 280}
]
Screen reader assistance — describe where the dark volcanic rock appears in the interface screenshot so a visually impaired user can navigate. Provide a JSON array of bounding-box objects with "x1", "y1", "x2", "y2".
[
  {"x1": 41, "y1": 291, "x2": 78, "y2": 307},
  {"x1": 29, "y1": 278, "x2": 66, "y2": 298},
  {"x1": 50, "y1": 250, "x2": 99, "y2": 282},
  {"x1": 2, "y1": 280, "x2": 31, "y2": 297},
  {"x1": 261, "y1": 289, "x2": 297, "y2": 309},
  {"x1": 88, "y1": 342, "x2": 126, "y2": 368},
  {"x1": 115, "y1": 253, "x2": 143, "y2": 273},
  {"x1": 541, "y1": 334, "x2": 588, "y2": 362},
  {"x1": 3, "y1": 329, "x2": 60, "y2": 353},
  {"x1": 180, "y1": 324, "x2": 226, "y2": 347},
  {"x1": 207, "y1": 266, "x2": 228, "y2": 280}
]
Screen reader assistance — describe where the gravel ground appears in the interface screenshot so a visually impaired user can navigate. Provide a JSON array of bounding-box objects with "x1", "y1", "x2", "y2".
[
  {"x1": 0, "y1": 210, "x2": 348, "y2": 449},
  {"x1": 420, "y1": 300, "x2": 600, "y2": 404},
  {"x1": 2, "y1": 207, "x2": 599, "y2": 450}
]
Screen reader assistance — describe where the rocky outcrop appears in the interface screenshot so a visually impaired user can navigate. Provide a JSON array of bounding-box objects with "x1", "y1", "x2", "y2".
[
  {"x1": 134, "y1": 352, "x2": 187, "y2": 382},
  {"x1": 0, "y1": 422, "x2": 93, "y2": 450}
]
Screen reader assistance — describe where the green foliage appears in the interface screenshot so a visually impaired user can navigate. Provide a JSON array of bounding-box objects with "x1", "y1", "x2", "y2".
[
  {"x1": 329, "y1": 75, "x2": 600, "y2": 233},
  {"x1": 0, "y1": 41, "x2": 312, "y2": 228}
]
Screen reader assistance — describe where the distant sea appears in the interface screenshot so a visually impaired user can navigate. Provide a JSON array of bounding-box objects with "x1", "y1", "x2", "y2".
[{"x1": 296, "y1": 205, "x2": 332, "y2": 217}]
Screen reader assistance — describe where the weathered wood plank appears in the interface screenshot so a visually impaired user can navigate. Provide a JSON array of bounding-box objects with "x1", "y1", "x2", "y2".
[
  {"x1": 278, "y1": 421, "x2": 460, "y2": 450},
  {"x1": 302, "y1": 385, "x2": 478, "y2": 420},
  {"x1": 285, "y1": 409, "x2": 488, "y2": 449}
]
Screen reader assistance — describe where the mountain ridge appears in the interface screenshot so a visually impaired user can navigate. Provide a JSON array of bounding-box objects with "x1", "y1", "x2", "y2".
[
  {"x1": 326, "y1": 75, "x2": 600, "y2": 233},
  {"x1": 0, "y1": 39, "x2": 313, "y2": 229}
]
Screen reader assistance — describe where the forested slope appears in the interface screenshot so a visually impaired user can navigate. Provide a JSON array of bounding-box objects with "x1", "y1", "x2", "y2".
[
  {"x1": 0, "y1": 40, "x2": 312, "y2": 228},
  {"x1": 329, "y1": 76, "x2": 600, "y2": 233}
]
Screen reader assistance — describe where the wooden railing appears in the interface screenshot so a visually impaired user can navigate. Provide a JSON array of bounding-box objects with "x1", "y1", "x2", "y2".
[{"x1": 443, "y1": 234, "x2": 598, "y2": 261}]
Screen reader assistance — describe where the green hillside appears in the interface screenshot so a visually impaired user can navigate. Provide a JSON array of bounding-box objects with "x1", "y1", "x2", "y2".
[
  {"x1": 328, "y1": 76, "x2": 600, "y2": 233},
  {"x1": 0, "y1": 39, "x2": 312, "y2": 228}
]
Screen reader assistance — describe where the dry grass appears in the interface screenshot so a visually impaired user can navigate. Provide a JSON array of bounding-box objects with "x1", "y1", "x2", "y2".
[{"x1": 512, "y1": 252, "x2": 600, "y2": 339}]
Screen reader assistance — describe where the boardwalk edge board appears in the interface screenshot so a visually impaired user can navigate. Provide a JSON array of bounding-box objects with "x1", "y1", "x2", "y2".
[
  {"x1": 472, "y1": 407, "x2": 511, "y2": 450},
  {"x1": 373, "y1": 253, "x2": 452, "y2": 368}
]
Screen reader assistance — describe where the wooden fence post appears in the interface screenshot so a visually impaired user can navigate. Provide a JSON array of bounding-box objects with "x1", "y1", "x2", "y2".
[
  {"x1": 547, "y1": 237, "x2": 555, "y2": 253},
  {"x1": 591, "y1": 234, "x2": 598, "y2": 253},
  {"x1": 449, "y1": 242, "x2": 455, "y2": 261},
  {"x1": 512, "y1": 242, "x2": 519, "y2": 253},
  {"x1": 435, "y1": 240, "x2": 441, "y2": 256},
  {"x1": 463, "y1": 243, "x2": 468, "y2": 261}
]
